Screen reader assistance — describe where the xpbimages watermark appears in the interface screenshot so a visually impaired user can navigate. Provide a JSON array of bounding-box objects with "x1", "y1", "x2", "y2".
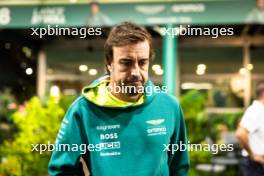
[
  {"x1": 159, "y1": 25, "x2": 234, "y2": 38},
  {"x1": 30, "y1": 25, "x2": 102, "y2": 38},
  {"x1": 163, "y1": 141, "x2": 234, "y2": 155},
  {"x1": 31, "y1": 141, "x2": 234, "y2": 155}
]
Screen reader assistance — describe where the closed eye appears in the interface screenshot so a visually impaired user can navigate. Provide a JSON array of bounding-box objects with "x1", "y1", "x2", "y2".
[
  {"x1": 119, "y1": 59, "x2": 133, "y2": 67},
  {"x1": 139, "y1": 59, "x2": 149, "y2": 67}
]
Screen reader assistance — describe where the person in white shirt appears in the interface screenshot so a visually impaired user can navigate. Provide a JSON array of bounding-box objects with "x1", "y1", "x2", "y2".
[
  {"x1": 246, "y1": 0, "x2": 264, "y2": 24},
  {"x1": 236, "y1": 81, "x2": 264, "y2": 176}
]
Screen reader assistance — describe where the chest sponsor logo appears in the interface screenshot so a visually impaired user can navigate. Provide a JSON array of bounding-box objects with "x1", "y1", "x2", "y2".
[
  {"x1": 147, "y1": 127, "x2": 167, "y2": 136},
  {"x1": 146, "y1": 118, "x2": 167, "y2": 136},
  {"x1": 146, "y1": 119, "x2": 165, "y2": 125},
  {"x1": 99, "y1": 141, "x2": 120, "y2": 150},
  {"x1": 100, "y1": 133, "x2": 118, "y2": 140},
  {"x1": 100, "y1": 152, "x2": 121, "y2": 156},
  {"x1": 99, "y1": 142, "x2": 121, "y2": 157},
  {"x1": 96, "y1": 124, "x2": 120, "y2": 131}
]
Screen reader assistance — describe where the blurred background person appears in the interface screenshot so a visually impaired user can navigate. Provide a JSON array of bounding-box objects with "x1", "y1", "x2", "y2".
[
  {"x1": 246, "y1": 0, "x2": 264, "y2": 23},
  {"x1": 236, "y1": 81, "x2": 264, "y2": 176},
  {"x1": 86, "y1": 1, "x2": 112, "y2": 27}
]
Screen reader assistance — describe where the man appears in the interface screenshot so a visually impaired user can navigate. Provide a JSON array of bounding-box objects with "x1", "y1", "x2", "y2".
[
  {"x1": 86, "y1": 1, "x2": 112, "y2": 27},
  {"x1": 48, "y1": 22, "x2": 189, "y2": 176},
  {"x1": 236, "y1": 81, "x2": 264, "y2": 176},
  {"x1": 246, "y1": 0, "x2": 264, "y2": 24}
]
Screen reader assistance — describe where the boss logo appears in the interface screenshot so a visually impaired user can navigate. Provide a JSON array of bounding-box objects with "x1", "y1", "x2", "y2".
[{"x1": 100, "y1": 133, "x2": 118, "y2": 140}]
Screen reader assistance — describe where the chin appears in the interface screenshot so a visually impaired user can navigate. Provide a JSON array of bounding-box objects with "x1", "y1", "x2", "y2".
[
  {"x1": 126, "y1": 92, "x2": 141, "y2": 97},
  {"x1": 131, "y1": 83, "x2": 143, "y2": 88},
  {"x1": 127, "y1": 92, "x2": 139, "y2": 96}
]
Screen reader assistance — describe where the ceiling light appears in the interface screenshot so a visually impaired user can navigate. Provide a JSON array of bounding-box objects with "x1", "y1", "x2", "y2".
[
  {"x1": 152, "y1": 64, "x2": 161, "y2": 71},
  {"x1": 69, "y1": 0, "x2": 77, "y2": 3},
  {"x1": 155, "y1": 69, "x2": 163, "y2": 75},
  {"x1": 25, "y1": 68, "x2": 33, "y2": 75},
  {"x1": 79, "y1": 65, "x2": 88, "y2": 72},
  {"x1": 247, "y1": 64, "x2": 254, "y2": 71},
  {"x1": 50, "y1": 85, "x2": 60, "y2": 97},
  {"x1": 196, "y1": 69, "x2": 205, "y2": 75},
  {"x1": 239, "y1": 68, "x2": 247, "y2": 75},
  {"x1": 89, "y1": 68, "x2": 98, "y2": 75},
  {"x1": 197, "y1": 64, "x2": 206, "y2": 70}
]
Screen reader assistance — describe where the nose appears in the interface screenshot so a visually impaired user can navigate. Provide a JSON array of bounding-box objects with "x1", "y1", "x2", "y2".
[{"x1": 131, "y1": 63, "x2": 140, "y2": 77}]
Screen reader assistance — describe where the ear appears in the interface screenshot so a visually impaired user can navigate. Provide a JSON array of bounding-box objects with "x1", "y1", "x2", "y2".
[{"x1": 107, "y1": 64, "x2": 113, "y2": 72}]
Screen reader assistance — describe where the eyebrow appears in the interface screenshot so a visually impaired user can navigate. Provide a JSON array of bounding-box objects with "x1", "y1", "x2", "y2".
[
  {"x1": 119, "y1": 56, "x2": 149, "y2": 60},
  {"x1": 139, "y1": 58, "x2": 149, "y2": 61},
  {"x1": 119, "y1": 56, "x2": 133, "y2": 60}
]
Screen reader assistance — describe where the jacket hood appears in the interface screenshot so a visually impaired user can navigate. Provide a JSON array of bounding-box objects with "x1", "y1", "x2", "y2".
[{"x1": 82, "y1": 75, "x2": 157, "y2": 108}]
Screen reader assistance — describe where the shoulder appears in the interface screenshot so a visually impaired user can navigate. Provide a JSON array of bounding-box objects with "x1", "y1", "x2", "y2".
[
  {"x1": 242, "y1": 102, "x2": 262, "y2": 120},
  {"x1": 246, "y1": 102, "x2": 262, "y2": 114},
  {"x1": 154, "y1": 92, "x2": 181, "y2": 109},
  {"x1": 156, "y1": 93, "x2": 180, "y2": 106},
  {"x1": 66, "y1": 96, "x2": 89, "y2": 114}
]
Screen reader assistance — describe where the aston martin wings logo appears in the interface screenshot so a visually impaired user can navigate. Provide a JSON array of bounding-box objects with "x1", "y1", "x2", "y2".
[{"x1": 146, "y1": 119, "x2": 165, "y2": 125}]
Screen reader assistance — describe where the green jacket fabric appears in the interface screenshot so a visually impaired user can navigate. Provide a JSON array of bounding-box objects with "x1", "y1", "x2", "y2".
[{"x1": 48, "y1": 75, "x2": 189, "y2": 176}]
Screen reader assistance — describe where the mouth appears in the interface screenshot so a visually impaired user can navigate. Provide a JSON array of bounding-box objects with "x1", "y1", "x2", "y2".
[
  {"x1": 130, "y1": 80, "x2": 141, "y2": 83},
  {"x1": 126, "y1": 81, "x2": 143, "y2": 85}
]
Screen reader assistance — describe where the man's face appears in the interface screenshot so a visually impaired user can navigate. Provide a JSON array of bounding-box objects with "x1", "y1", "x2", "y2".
[
  {"x1": 90, "y1": 4, "x2": 99, "y2": 14},
  {"x1": 257, "y1": 0, "x2": 264, "y2": 10},
  {"x1": 108, "y1": 40, "x2": 150, "y2": 96}
]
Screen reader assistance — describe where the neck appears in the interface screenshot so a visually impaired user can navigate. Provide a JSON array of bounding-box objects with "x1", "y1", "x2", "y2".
[{"x1": 257, "y1": 7, "x2": 264, "y2": 11}]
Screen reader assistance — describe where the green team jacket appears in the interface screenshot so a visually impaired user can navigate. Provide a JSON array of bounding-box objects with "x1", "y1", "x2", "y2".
[{"x1": 48, "y1": 76, "x2": 189, "y2": 176}]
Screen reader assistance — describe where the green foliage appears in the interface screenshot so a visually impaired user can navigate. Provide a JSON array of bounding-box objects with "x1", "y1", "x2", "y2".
[
  {"x1": 210, "y1": 112, "x2": 242, "y2": 131},
  {"x1": 180, "y1": 90, "x2": 212, "y2": 171},
  {"x1": 180, "y1": 90, "x2": 205, "y2": 119},
  {"x1": 0, "y1": 89, "x2": 16, "y2": 122},
  {"x1": 180, "y1": 90, "x2": 208, "y2": 143},
  {"x1": 0, "y1": 96, "x2": 65, "y2": 176},
  {"x1": 58, "y1": 95, "x2": 76, "y2": 111},
  {"x1": 180, "y1": 90, "x2": 241, "y2": 176},
  {"x1": 209, "y1": 112, "x2": 243, "y2": 142},
  {"x1": 0, "y1": 156, "x2": 22, "y2": 176},
  {"x1": 0, "y1": 89, "x2": 17, "y2": 145}
]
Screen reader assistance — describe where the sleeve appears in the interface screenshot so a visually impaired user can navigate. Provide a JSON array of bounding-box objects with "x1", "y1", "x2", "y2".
[
  {"x1": 168, "y1": 104, "x2": 190, "y2": 176},
  {"x1": 48, "y1": 105, "x2": 86, "y2": 176},
  {"x1": 240, "y1": 107, "x2": 260, "y2": 133}
]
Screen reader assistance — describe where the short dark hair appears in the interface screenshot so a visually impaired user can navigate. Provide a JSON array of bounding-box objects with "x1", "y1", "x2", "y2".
[
  {"x1": 256, "y1": 81, "x2": 264, "y2": 99},
  {"x1": 90, "y1": 1, "x2": 99, "y2": 6},
  {"x1": 104, "y1": 21, "x2": 154, "y2": 73}
]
